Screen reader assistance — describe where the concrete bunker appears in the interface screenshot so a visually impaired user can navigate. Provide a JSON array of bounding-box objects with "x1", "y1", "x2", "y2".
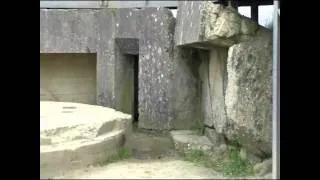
[
  {"x1": 40, "y1": 2, "x2": 274, "y2": 177},
  {"x1": 40, "y1": 53, "x2": 97, "y2": 105},
  {"x1": 39, "y1": 7, "x2": 176, "y2": 178}
]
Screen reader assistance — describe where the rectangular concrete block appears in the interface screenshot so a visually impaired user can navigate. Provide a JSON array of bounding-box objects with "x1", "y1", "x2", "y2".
[
  {"x1": 175, "y1": 1, "x2": 259, "y2": 48},
  {"x1": 136, "y1": 8, "x2": 176, "y2": 130},
  {"x1": 204, "y1": 127, "x2": 225, "y2": 146}
]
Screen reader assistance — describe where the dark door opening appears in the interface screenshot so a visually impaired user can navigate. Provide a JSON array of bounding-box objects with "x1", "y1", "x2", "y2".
[
  {"x1": 115, "y1": 38, "x2": 139, "y2": 124},
  {"x1": 131, "y1": 55, "x2": 139, "y2": 123}
]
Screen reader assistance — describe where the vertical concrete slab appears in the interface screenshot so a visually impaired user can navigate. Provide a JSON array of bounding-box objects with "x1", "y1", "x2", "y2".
[
  {"x1": 174, "y1": 1, "x2": 205, "y2": 46},
  {"x1": 96, "y1": 9, "x2": 117, "y2": 107},
  {"x1": 137, "y1": 8, "x2": 176, "y2": 130},
  {"x1": 169, "y1": 47, "x2": 203, "y2": 130}
]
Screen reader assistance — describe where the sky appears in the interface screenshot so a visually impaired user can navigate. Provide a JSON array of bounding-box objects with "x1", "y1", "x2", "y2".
[
  {"x1": 239, "y1": 5, "x2": 274, "y2": 26},
  {"x1": 170, "y1": 5, "x2": 274, "y2": 28}
]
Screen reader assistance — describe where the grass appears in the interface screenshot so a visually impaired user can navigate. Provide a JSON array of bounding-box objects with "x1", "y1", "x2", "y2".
[
  {"x1": 95, "y1": 147, "x2": 132, "y2": 166},
  {"x1": 221, "y1": 146, "x2": 253, "y2": 176},
  {"x1": 184, "y1": 148, "x2": 205, "y2": 164},
  {"x1": 183, "y1": 146, "x2": 254, "y2": 177}
]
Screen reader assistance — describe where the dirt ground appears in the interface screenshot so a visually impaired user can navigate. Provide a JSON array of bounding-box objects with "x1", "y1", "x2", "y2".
[
  {"x1": 57, "y1": 157, "x2": 228, "y2": 179},
  {"x1": 52, "y1": 128, "x2": 271, "y2": 179},
  {"x1": 55, "y1": 129, "x2": 225, "y2": 179}
]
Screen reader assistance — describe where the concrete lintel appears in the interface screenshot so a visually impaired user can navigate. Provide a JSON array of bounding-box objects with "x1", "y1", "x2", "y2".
[{"x1": 40, "y1": 1, "x2": 106, "y2": 9}]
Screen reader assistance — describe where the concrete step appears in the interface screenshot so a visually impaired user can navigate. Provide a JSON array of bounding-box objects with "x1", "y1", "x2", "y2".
[
  {"x1": 40, "y1": 101, "x2": 132, "y2": 178},
  {"x1": 170, "y1": 130, "x2": 214, "y2": 154}
]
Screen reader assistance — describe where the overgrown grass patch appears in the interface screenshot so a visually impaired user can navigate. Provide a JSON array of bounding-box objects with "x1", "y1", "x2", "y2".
[
  {"x1": 182, "y1": 146, "x2": 254, "y2": 177},
  {"x1": 221, "y1": 146, "x2": 254, "y2": 176},
  {"x1": 184, "y1": 148, "x2": 205, "y2": 164},
  {"x1": 95, "y1": 147, "x2": 132, "y2": 166}
]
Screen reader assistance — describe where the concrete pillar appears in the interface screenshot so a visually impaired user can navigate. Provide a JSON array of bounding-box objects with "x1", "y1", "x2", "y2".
[
  {"x1": 251, "y1": 2, "x2": 258, "y2": 23},
  {"x1": 272, "y1": 0, "x2": 280, "y2": 179},
  {"x1": 228, "y1": 0, "x2": 238, "y2": 11}
]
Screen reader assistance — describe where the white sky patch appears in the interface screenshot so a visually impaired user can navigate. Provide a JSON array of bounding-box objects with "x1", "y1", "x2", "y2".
[
  {"x1": 258, "y1": 5, "x2": 274, "y2": 26},
  {"x1": 171, "y1": 9, "x2": 177, "y2": 18},
  {"x1": 238, "y1": 6, "x2": 251, "y2": 18},
  {"x1": 172, "y1": 5, "x2": 274, "y2": 28},
  {"x1": 239, "y1": 5, "x2": 274, "y2": 27}
]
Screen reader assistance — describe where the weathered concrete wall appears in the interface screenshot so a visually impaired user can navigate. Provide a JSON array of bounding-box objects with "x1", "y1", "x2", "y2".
[
  {"x1": 198, "y1": 48, "x2": 229, "y2": 147},
  {"x1": 115, "y1": 53, "x2": 134, "y2": 114},
  {"x1": 169, "y1": 47, "x2": 203, "y2": 130},
  {"x1": 137, "y1": 8, "x2": 176, "y2": 130},
  {"x1": 40, "y1": 53, "x2": 97, "y2": 105},
  {"x1": 175, "y1": 1, "x2": 272, "y2": 160},
  {"x1": 40, "y1": 2, "x2": 273, "y2": 151},
  {"x1": 201, "y1": 48, "x2": 229, "y2": 131},
  {"x1": 105, "y1": 8, "x2": 177, "y2": 130},
  {"x1": 174, "y1": 1, "x2": 204, "y2": 46},
  {"x1": 40, "y1": 9, "x2": 98, "y2": 53},
  {"x1": 224, "y1": 28, "x2": 272, "y2": 158},
  {"x1": 40, "y1": 8, "x2": 179, "y2": 130},
  {"x1": 175, "y1": 1, "x2": 259, "y2": 48}
]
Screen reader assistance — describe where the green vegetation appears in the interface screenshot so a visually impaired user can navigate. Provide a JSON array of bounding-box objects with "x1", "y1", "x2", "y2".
[
  {"x1": 221, "y1": 146, "x2": 253, "y2": 176},
  {"x1": 184, "y1": 148, "x2": 205, "y2": 163},
  {"x1": 182, "y1": 145, "x2": 254, "y2": 177},
  {"x1": 95, "y1": 147, "x2": 132, "y2": 166},
  {"x1": 118, "y1": 147, "x2": 132, "y2": 159}
]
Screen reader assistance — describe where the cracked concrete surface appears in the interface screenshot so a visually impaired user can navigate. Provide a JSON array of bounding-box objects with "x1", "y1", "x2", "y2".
[{"x1": 40, "y1": 101, "x2": 132, "y2": 178}]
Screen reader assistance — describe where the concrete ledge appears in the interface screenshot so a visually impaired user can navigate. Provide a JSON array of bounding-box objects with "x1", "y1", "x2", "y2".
[
  {"x1": 170, "y1": 130, "x2": 214, "y2": 153},
  {"x1": 40, "y1": 101, "x2": 132, "y2": 178},
  {"x1": 40, "y1": 1, "x2": 105, "y2": 9}
]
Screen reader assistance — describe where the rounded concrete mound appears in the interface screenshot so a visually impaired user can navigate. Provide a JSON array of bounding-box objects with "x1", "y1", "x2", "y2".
[{"x1": 40, "y1": 101, "x2": 132, "y2": 178}]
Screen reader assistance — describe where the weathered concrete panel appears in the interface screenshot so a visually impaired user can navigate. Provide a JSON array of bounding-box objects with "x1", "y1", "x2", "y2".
[
  {"x1": 169, "y1": 47, "x2": 203, "y2": 130},
  {"x1": 114, "y1": 9, "x2": 139, "y2": 39},
  {"x1": 115, "y1": 38, "x2": 139, "y2": 55},
  {"x1": 40, "y1": 53, "x2": 97, "y2": 105},
  {"x1": 95, "y1": 9, "x2": 116, "y2": 107},
  {"x1": 174, "y1": 1, "x2": 204, "y2": 46},
  {"x1": 203, "y1": 48, "x2": 228, "y2": 132},
  {"x1": 224, "y1": 28, "x2": 272, "y2": 158},
  {"x1": 137, "y1": 8, "x2": 176, "y2": 130},
  {"x1": 40, "y1": 9, "x2": 98, "y2": 53}
]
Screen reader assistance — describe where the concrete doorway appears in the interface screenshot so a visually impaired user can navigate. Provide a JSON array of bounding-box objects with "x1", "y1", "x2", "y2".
[
  {"x1": 115, "y1": 38, "x2": 139, "y2": 124},
  {"x1": 40, "y1": 53, "x2": 97, "y2": 105},
  {"x1": 131, "y1": 55, "x2": 139, "y2": 123},
  {"x1": 117, "y1": 54, "x2": 139, "y2": 124}
]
